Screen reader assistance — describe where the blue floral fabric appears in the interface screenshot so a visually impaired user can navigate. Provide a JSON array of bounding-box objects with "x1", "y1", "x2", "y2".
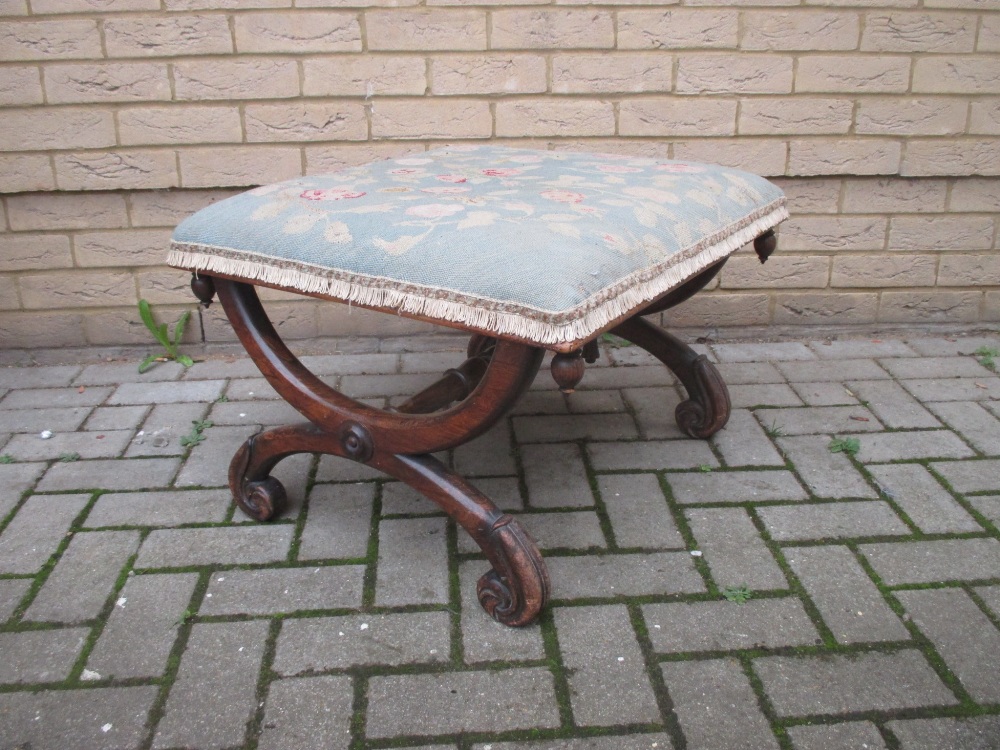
[{"x1": 169, "y1": 145, "x2": 786, "y2": 347}]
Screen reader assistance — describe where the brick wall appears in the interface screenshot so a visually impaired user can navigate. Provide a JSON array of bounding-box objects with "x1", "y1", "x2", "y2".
[{"x1": 0, "y1": 1, "x2": 998, "y2": 348}]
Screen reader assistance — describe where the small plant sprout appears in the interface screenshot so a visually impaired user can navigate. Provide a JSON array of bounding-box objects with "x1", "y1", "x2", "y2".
[
  {"x1": 138, "y1": 299, "x2": 195, "y2": 373},
  {"x1": 974, "y1": 346, "x2": 998, "y2": 372},
  {"x1": 764, "y1": 420, "x2": 785, "y2": 438},
  {"x1": 58, "y1": 452, "x2": 81, "y2": 462},
  {"x1": 698, "y1": 464, "x2": 714, "y2": 473},
  {"x1": 828, "y1": 436, "x2": 861, "y2": 456},
  {"x1": 722, "y1": 584, "x2": 753, "y2": 604},
  {"x1": 179, "y1": 419, "x2": 213, "y2": 448},
  {"x1": 0, "y1": 455, "x2": 14, "y2": 464}
]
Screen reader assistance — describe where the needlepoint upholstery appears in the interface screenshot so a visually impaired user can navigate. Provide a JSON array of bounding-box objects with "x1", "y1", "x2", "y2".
[{"x1": 168, "y1": 145, "x2": 787, "y2": 348}]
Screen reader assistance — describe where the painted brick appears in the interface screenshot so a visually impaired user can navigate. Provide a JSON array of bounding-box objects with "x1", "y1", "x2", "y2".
[
  {"x1": 938, "y1": 254, "x2": 1000, "y2": 286},
  {"x1": 913, "y1": 56, "x2": 1000, "y2": 94},
  {"x1": 789, "y1": 139, "x2": 902, "y2": 176},
  {"x1": 0, "y1": 153, "x2": 55, "y2": 193},
  {"x1": 44, "y1": 62, "x2": 171, "y2": 103},
  {"x1": 878, "y1": 291, "x2": 983, "y2": 324},
  {"x1": 677, "y1": 54, "x2": 793, "y2": 93},
  {"x1": 950, "y1": 178, "x2": 1000, "y2": 212},
  {"x1": 831, "y1": 254, "x2": 936, "y2": 287},
  {"x1": 843, "y1": 177, "x2": 948, "y2": 213},
  {"x1": 856, "y1": 97, "x2": 967, "y2": 135},
  {"x1": 306, "y1": 55, "x2": 427, "y2": 96},
  {"x1": 903, "y1": 139, "x2": 1000, "y2": 176},
  {"x1": 742, "y1": 11, "x2": 860, "y2": 50},
  {"x1": 888, "y1": 216, "x2": 995, "y2": 251},
  {"x1": 861, "y1": 12, "x2": 977, "y2": 52},
  {"x1": 235, "y1": 11, "x2": 360, "y2": 53},
  {"x1": 780, "y1": 216, "x2": 887, "y2": 251},
  {"x1": 740, "y1": 97, "x2": 852, "y2": 135},
  {"x1": 0, "y1": 234, "x2": 73, "y2": 271},
  {"x1": 19, "y1": 270, "x2": 137, "y2": 309},
  {"x1": 496, "y1": 100, "x2": 615, "y2": 137},
  {"x1": 671, "y1": 139, "x2": 788, "y2": 174},
  {"x1": 119, "y1": 105, "x2": 243, "y2": 146},
  {"x1": 0, "y1": 107, "x2": 115, "y2": 151},
  {"x1": 774, "y1": 292, "x2": 879, "y2": 325},
  {"x1": 104, "y1": 15, "x2": 233, "y2": 57},
  {"x1": 796, "y1": 55, "x2": 910, "y2": 92},
  {"x1": 773, "y1": 177, "x2": 841, "y2": 213},
  {"x1": 245, "y1": 102, "x2": 367, "y2": 142},
  {"x1": 491, "y1": 10, "x2": 613, "y2": 49},
  {"x1": 367, "y1": 10, "x2": 486, "y2": 51},
  {"x1": 720, "y1": 254, "x2": 830, "y2": 289},
  {"x1": 0, "y1": 19, "x2": 102, "y2": 61},
  {"x1": 617, "y1": 9, "x2": 738, "y2": 49},
  {"x1": 180, "y1": 145, "x2": 303, "y2": 187},
  {"x1": 374, "y1": 99, "x2": 492, "y2": 139},
  {"x1": 33, "y1": 0, "x2": 159, "y2": 9},
  {"x1": 620, "y1": 98, "x2": 736, "y2": 136},
  {"x1": 552, "y1": 53, "x2": 673, "y2": 94},
  {"x1": 0, "y1": 65, "x2": 42, "y2": 106},
  {"x1": 174, "y1": 58, "x2": 300, "y2": 100},
  {"x1": 970, "y1": 98, "x2": 1000, "y2": 134},
  {"x1": 55, "y1": 150, "x2": 180, "y2": 191},
  {"x1": 432, "y1": 54, "x2": 544, "y2": 95}
]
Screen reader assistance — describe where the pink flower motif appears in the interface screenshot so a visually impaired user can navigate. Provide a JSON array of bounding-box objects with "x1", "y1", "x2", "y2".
[
  {"x1": 421, "y1": 186, "x2": 470, "y2": 194},
  {"x1": 437, "y1": 174, "x2": 467, "y2": 183},
  {"x1": 541, "y1": 189, "x2": 586, "y2": 204},
  {"x1": 406, "y1": 203, "x2": 465, "y2": 218},
  {"x1": 481, "y1": 168, "x2": 522, "y2": 177},
  {"x1": 300, "y1": 188, "x2": 366, "y2": 201},
  {"x1": 597, "y1": 165, "x2": 643, "y2": 173},
  {"x1": 577, "y1": 205, "x2": 598, "y2": 214},
  {"x1": 655, "y1": 163, "x2": 705, "y2": 173},
  {"x1": 390, "y1": 168, "x2": 421, "y2": 175}
]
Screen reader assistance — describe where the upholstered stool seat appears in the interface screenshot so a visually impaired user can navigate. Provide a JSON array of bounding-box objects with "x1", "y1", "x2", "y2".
[{"x1": 169, "y1": 145, "x2": 787, "y2": 626}]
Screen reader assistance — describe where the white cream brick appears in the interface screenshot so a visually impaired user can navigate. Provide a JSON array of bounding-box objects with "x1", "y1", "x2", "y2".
[
  {"x1": 913, "y1": 57, "x2": 1000, "y2": 94},
  {"x1": 548, "y1": 138, "x2": 671, "y2": 158},
  {"x1": 788, "y1": 139, "x2": 901, "y2": 176},
  {"x1": 44, "y1": 62, "x2": 171, "y2": 103},
  {"x1": 119, "y1": 105, "x2": 244, "y2": 146},
  {"x1": 672, "y1": 139, "x2": 787, "y2": 175},
  {"x1": 32, "y1": 0, "x2": 159, "y2": 10},
  {"x1": 938, "y1": 254, "x2": 1000, "y2": 286},
  {"x1": 495, "y1": 100, "x2": 615, "y2": 137},
  {"x1": 0, "y1": 65, "x2": 42, "y2": 106},
  {"x1": 0, "y1": 0, "x2": 29, "y2": 11},
  {"x1": 433, "y1": 54, "x2": 546, "y2": 95},
  {"x1": 771, "y1": 177, "x2": 842, "y2": 213},
  {"x1": 372, "y1": 99, "x2": 492, "y2": 139},
  {"x1": 902, "y1": 140, "x2": 1000, "y2": 177},
  {"x1": 303, "y1": 0, "x2": 420, "y2": 5},
  {"x1": 305, "y1": 56, "x2": 427, "y2": 96},
  {"x1": 739, "y1": 97, "x2": 852, "y2": 135},
  {"x1": 0, "y1": 154, "x2": 56, "y2": 193},
  {"x1": 129, "y1": 189, "x2": 241, "y2": 227},
  {"x1": 861, "y1": 12, "x2": 977, "y2": 52},
  {"x1": 806, "y1": 0, "x2": 916, "y2": 7},
  {"x1": 6, "y1": 193, "x2": 129, "y2": 231},
  {"x1": 54, "y1": 151, "x2": 180, "y2": 191},
  {"x1": 774, "y1": 292, "x2": 878, "y2": 324},
  {"x1": 75, "y1": 229, "x2": 173, "y2": 268},
  {"x1": 663, "y1": 292, "x2": 772, "y2": 327},
  {"x1": 741, "y1": 11, "x2": 860, "y2": 51},
  {"x1": 950, "y1": 179, "x2": 1000, "y2": 212},
  {"x1": 19, "y1": 270, "x2": 137, "y2": 309},
  {"x1": 856, "y1": 98, "x2": 967, "y2": 135},
  {"x1": 796, "y1": 55, "x2": 910, "y2": 92},
  {"x1": 780, "y1": 216, "x2": 887, "y2": 251},
  {"x1": 923, "y1": 0, "x2": 997, "y2": 10},
  {"x1": 135, "y1": 268, "x2": 192, "y2": 306},
  {"x1": 305, "y1": 143, "x2": 423, "y2": 174},
  {"x1": 165, "y1": 0, "x2": 290, "y2": 7},
  {"x1": 0, "y1": 20, "x2": 102, "y2": 61},
  {"x1": 677, "y1": 54, "x2": 793, "y2": 94},
  {"x1": 889, "y1": 216, "x2": 995, "y2": 251},
  {"x1": 551, "y1": 53, "x2": 671, "y2": 94},
  {"x1": 619, "y1": 98, "x2": 736, "y2": 136},
  {"x1": 842, "y1": 178, "x2": 948, "y2": 213},
  {"x1": 0, "y1": 234, "x2": 72, "y2": 272},
  {"x1": 179, "y1": 146, "x2": 303, "y2": 188},
  {"x1": 617, "y1": 10, "x2": 738, "y2": 49},
  {"x1": 174, "y1": 58, "x2": 299, "y2": 100},
  {"x1": 878, "y1": 291, "x2": 981, "y2": 324},
  {"x1": 0, "y1": 276, "x2": 19, "y2": 310},
  {"x1": 104, "y1": 16, "x2": 233, "y2": 58},
  {"x1": 491, "y1": 10, "x2": 613, "y2": 49},
  {"x1": 245, "y1": 102, "x2": 368, "y2": 142},
  {"x1": 720, "y1": 254, "x2": 830, "y2": 289},
  {"x1": 234, "y1": 12, "x2": 361, "y2": 53},
  {"x1": 0, "y1": 311, "x2": 85, "y2": 349},
  {"x1": 984, "y1": 292, "x2": 1000, "y2": 322},
  {"x1": 970, "y1": 99, "x2": 1000, "y2": 134},
  {"x1": 367, "y1": 10, "x2": 486, "y2": 51},
  {"x1": 981, "y1": 15, "x2": 1000, "y2": 52},
  {"x1": 0, "y1": 107, "x2": 115, "y2": 151},
  {"x1": 831, "y1": 254, "x2": 937, "y2": 287}
]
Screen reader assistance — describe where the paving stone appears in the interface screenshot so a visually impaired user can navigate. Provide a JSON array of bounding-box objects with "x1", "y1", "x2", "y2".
[
  {"x1": 554, "y1": 604, "x2": 660, "y2": 726},
  {"x1": 729, "y1": 383, "x2": 803, "y2": 408},
  {"x1": 520, "y1": 443, "x2": 592, "y2": 509},
  {"x1": 258, "y1": 675, "x2": 354, "y2": 750},
  {"x1": 776, "y1": 358, "x2": 890, "y2": 382},
  {"x1": 1, "y1": 386, "x2": 112, "y2": 410},
  {"x1": 87, "y1": 572, "x2": 198, "y2": 680},
  {"x1": 879, "y1": 356, "x2": 995, "y2": 380},
  {"x1": 716, "y1": 361, "x2": 786, "y2": 384},
  {"x1": 643, "y1": 598, "x2": 819, "y2": 653},
  {"x1": 183, "y1": 357, "x2": 262, "y2": 380},
  {"x1": 299, "y1": 482, "x2": 374, "y2": 560},
  {"x1": 622, "y1": 386, "x2": 687, "y2": 439},
  {"x1": 274, "y1": 612, "x2": 450, "y2": 674},
  {"x1": 926, "y1": 400, "x2": 1000, "y2": 456},
  {"x1": 787, "y1": 721, "x2": 888, "y2": 750},
  {"x1": 589, "y1": 439, "x2": 718, "y2": 471},
  {"x1": 888, "y1": 716, "x2": 1000, "y2": 750},
  {"x1": 860, "y1": 538, "x2": 1000, "y2": 585},
  {"x1": 459, "y1": 510, "x2": 606, "y2": 554},
  {"x1": 399, "y1": 350, "x2": 467, "y2": 373},
  {"x1": 340, "y1": 372, "x2": 436, "y2": 398},
  {"x1": 668, "y1": 469, "x2": 808, "y2": 504},
  {"x1": 765, "y1": 405, "x2": 883, "y2": 436},
  {"x1": 856, "y1": 430, "x2": 975, "y2": 463},
  {"x1": 790, "y1": 380, "x2": 860, "y2": 406},
  {"x1": 315, "y1": 452, "x2": 384, "y2": 482},
  {"x1": 37, "y1": 457, "x2": 180, "y2": 491},
  {"x1": 85, "y1": 488, "x2": 230, "y2": 527},
  {"x1": 0, "y1": 364, "x2": 80, "y2": 389},
  {"x1": 686, "y1": 507, "x2": 788, "y2": 590},
  {"x1": 606, "y1": 345, "x2": 660, "y2": 367},
  {"x1": 109, "y1": 379, "x2": 225, "y2": 405},
  {"x1": 153, "y1": 620, "x2": 269, "y2": 750},
  {"x1": 4, "y1": 429, "x2": 133, "y2": 461},
  {"x1": 453, "y1": 421, "x2": 517, "y2": 476},
  {"x1": 202, "y1": 565, "x2": 364, "y2": 615},
  {"x1": 846, "y1": 379, "x2": 941, "y2": 429},
  {"x1": 758, "y1": 501, "x2": 909, "y2": 541},
  {"x1": 712, "y1": 409, "x2": 785, "y2": 467},
  {"x1": 900, "y1": 377, "x2": 1000, "y2": 402},
  {"x1": 0, "y1": 493, "x2": 90, "y2": 574},
  {"x1": 136, "y1": 525, "x2": 294, "y2": 568},
  {"x1": 302, "y1": 351, "x2": 398, "y2": 375},
  {"x1": 579, "y1": 365, "x2": 674, "y2": 390},
  {"x1": 511, "y1": 389, "x2": 570, "y2": 415},
  {"x1": 126, "y1": 401, "x2": 209, "y2": 457},
  {"x1": 366, "y1": 668, "x2": 560, "y2": 737},
  {"x1": 473, "y1": 736, "x2": 673, "y2": 750},
  {"x1": 225, "y1": 377, "x2": 280, "y2": 400},
  {"x1": 375, "y1": 516, "x2": 449, "y2": 606},
  {"x1": 0, "y1": 406, "x2": 92, "y2": 433},
  {"x1": 84, "y1": 404, "x2": 149, "y2": 432},
  {"x1": 547, "y1": 552, "x2": 705, "y2": 599},
  {"x1": 867, "y1": 464, "x2": 982, "y2": 533},
  {"x1": 754, "y1": 650, "x2": 957, "y2": 717},
  {"x1": 713, "y1": 342, "x2": 816, "y2": 362},
  {"x1": 25, "y1": 529, "x2": 140, "y2": 623},
  {"x1": 0, "y1": 627, "x2": 88, "y2": 684},
  {"x1": 932, "y1": 459, "x2": 1000, "y2": 493},
  {"x1": 968, "y1": 495, "x2": 1000, "y2": 526},
  {"x1": 663, "y1": 658, "x2": 779, "y2": 750},
  {"x1": 175, "y1": 424, "x2": 259, "y2": 487},
  {"x1": 514, "y1": 412, "x2": 639, "y2": 443},
  {"x1": 599, "y1": 473, "x2": 685, "y2": 549},
  {"x1": 566, "y1": 389, "x2": 627, "y2": 414},
  {"x1": 810, "y1": 339, "x2": 917, "y2": 359},
  {"x1": 0, "y1": 460, "x2": 46, "y2": 521},
  {"x1": 385, "y1": 475, "x2": 521, "y2": 516},
  {"x1": 785, "y1": 545, "x2": 909, "y2": 644},
  {"x1": 0, "y1": 685, "x2": 159, "y2": 750},
  {"x1": 906, "y1": 336, "x2": 1000, "y2": 357},
  {"x1": 976, "y1": 584, "x2": 1000, "y2": 619},
  {"x1": 895, "y1": 588, "x2": 1000, "y2": 703},
  {"x1": 0, "y1": 577, "x2": 30, "y2": 621},
  {"x1": 459, "y1": 561, "x2": 546, "y2": 664},
  {"x1": 75, "y1": 361, "x2": 185, "y2": 385},
  {"x1": 209, "y1": 398, "x2": 301, "y2": 426},
  {"x1": 777, "y1": 435, "x2": 877, "y2": 499}
]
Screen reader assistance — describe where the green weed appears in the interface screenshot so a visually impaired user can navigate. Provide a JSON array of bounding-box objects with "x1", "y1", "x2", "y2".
[
  {"x1": 138, "y1": 298, "x2": 194, "y2": 373},
  {"x1": 58, "y1": 452, "x2": 81, "y2": 462},
  {"x1": 179, "y1": 419, "x2": 213, "y2": 448},
  {"x1": 722, "y1": 584, "x2": 753, "y2": 604},
  {"x1": 828, "y1": 436, "x2": 861, "y2": 456},
  {"x1": 0, "y1": 455, "x2": 14, "y2": 464},
  {"x1": 974, "y1": 346, "x2": 998, "y2": 372}
]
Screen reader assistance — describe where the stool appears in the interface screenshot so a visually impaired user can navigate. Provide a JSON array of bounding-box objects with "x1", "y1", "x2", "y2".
[{"x1": 168, "y1": 145, "x2": 787, "y2": 627}]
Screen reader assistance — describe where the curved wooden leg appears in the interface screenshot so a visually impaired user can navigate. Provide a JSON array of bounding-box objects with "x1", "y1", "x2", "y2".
[{"x1": 611, "y1": 315, "x2": 730, "y2": 438}]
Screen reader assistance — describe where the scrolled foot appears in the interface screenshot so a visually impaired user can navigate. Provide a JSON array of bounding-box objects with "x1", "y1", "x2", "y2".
[
  {"x1": 236, "y1": 476, "x2": 287, "y2": 521},
  {"x1": 475, "y1": 516, "x2": 549, "y2": 627},
  {"x1": 674, "y1": 356, "x2": 730, "y2": 439}
]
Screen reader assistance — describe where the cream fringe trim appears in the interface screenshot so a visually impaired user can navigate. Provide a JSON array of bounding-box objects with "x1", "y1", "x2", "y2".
[{"x1": 168, "y1": 204, "x2": 789, "y2": 347}]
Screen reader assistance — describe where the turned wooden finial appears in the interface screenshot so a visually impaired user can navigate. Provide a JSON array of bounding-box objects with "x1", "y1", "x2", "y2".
[
  {"x1": 753, "y1": 229, "x2": 777, "y2": 264},
  {"x1": 551, "y1": 349, "x2": 585, "y2": 393},
  {"x1": 191, "y1": 273, "x2": 216, "y2": 308}
]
